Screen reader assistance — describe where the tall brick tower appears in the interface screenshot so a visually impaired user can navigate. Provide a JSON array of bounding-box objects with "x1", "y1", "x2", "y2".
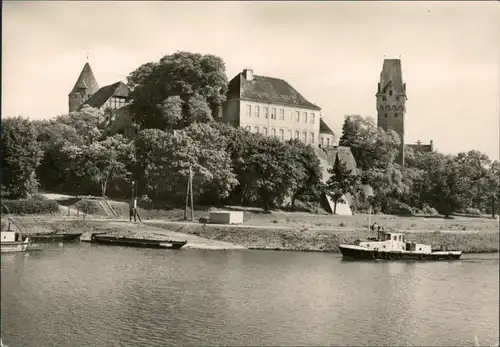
[
  {"x1": 376, "y1": 59, "x2": 407, "y2": 167},
  {"x1": 68, "y1": 62, "x2": 100, "y2": 113}
]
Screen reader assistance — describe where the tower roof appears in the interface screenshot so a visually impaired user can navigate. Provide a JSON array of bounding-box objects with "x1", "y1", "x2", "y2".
[
  {"x1": 69, "y1": 62, "x2": 99, "y2": 96},
  {"x1": 380, "y1": 59, "x2": 404, "y2": 93}
]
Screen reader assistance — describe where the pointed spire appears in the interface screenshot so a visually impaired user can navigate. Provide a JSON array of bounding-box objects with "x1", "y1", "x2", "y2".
[{"x1": 69, "y1": 62, "x2": 99, "y2": 96}]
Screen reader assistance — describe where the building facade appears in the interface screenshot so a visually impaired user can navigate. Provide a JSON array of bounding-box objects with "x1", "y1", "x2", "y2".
[
  {"x1": 68, "y1": 62, "x2": 133, "y2": 135},
  {"x1": 220, "y1": 69, "x2": 335, "y2": 147}
]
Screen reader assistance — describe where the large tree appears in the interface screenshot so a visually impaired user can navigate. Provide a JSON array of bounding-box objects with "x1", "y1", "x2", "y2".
[
  {"x1": 326, "y1": 153, "x2": 359, "y2": 214},
  {"x1": 339, "y1": 115, "x2": 400, "y2": 170},
  {"x1": 127, "y1": 51, "x2": 228, "y2": 131},
  {"x1": 2, "y1": 116, "x2": 43, "y2": 198},
  {"x1": 287, "y1": 139, "x2": 325, "y2": 210},
  {"x1": 134, "y1": 123, "x2": 237, "y2": 204}
]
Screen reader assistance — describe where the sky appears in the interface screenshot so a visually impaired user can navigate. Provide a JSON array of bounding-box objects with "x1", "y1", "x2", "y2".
[{"x1": 2, "y1": 1, "x2": 499, "y2": 160}]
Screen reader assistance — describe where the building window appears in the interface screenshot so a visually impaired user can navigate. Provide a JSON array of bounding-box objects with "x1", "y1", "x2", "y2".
[
  {"x1": 303, "y1": 112, "x2": 308, "y2": 123},
  {"x1": 217, "y1": 105, "x2": 223, "y2": 118},
  {"x1": 279, "y1": 109, "x2": 284, "y2": 120},
  {"x1": 254, "y1": 126, "x2": 259, "y2": 133},
  {"x1": 245, "y1": 126, "x2": 251, "y2": 131},
  {"x1": 295, "y1": 131, "x2": 300, "y2": 139},
  {"x1": 272, "y1": 128, "x2": 276, "y2": 137},
  {"x1": 389, "y1": 90, "x2": 393, "y2": 96},
  {"x1": 311, "y1": 113, "x2": 315, "y2": 124},
  {"x1": 288, "y1": 111, "x2": 293, "y2": 121},
  {"x1": 384, "y1": 113, "x2": 388, "y2": 118},
  {"x1": 279, "y1": 129, "x2": 284, "y2": 140},
  {"x1": 295, "y1": 111, "x2": 300, "y2": 122},
  {"x1": 321, "y1": 137, "x2": 325, "y2": 146},
  {"x1": 396, "y1": 96, "x2": 399, "y2": 101},
  {"x1": 263, "y1": 127, "x2": 268, "y2": 136},
  {"x1": 327, "y1": 138, "x2": 330, "y2": 147},
  {"x1": 382, "y1": 96, "x2": 387, "y2": 101},
  {"x1": 263, "y1": 107, "x2": 269, "y2": 119},
  {"x1": 246, "y1": 105, "x2": 251, "y2": 117},
  {"x1": 395, "y1": 113, "x2": 398, "y2": 118},
  {"x1": 255, "y1": 106, "x2": 260, "y2": 118},
  {"x1": 310, "y1": 133, "x2": 315, "y2": 144},
  {"x1": 271, "y1": 108, "x2": 276, "y2": 120},
  {"x1": 303, "y1": 132, "x2": 307, "y2": 143},
  {"x1": 288, "y1": 130, "x2": 292, "y2": 139}
]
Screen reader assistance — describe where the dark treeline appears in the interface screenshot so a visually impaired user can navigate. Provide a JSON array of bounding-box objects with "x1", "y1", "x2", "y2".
[{"x1": 2, "y1": 52, "x2": 498, "y2": 217}]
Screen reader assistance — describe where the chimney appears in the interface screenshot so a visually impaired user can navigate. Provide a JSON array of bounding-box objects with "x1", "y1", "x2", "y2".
[
  {"x1": 243, "y1": 68, "x2": 253, "y2": 81},
  {"x1": 430, "y1": 140, "x2": 434, "y2": 150}
]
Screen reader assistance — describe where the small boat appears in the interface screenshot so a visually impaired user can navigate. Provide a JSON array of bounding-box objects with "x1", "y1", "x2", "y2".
[
  {"x1": 90, "y1": 234, "x2": 187, "y2": 249},
  {"x1": 1, "y1": 230, "x2": 32, "y2": 253},
  {"x1": 339, "y1": 230, "x2": 462, "y2": 261},
  {"x1": 29, "y1": 233, "x2": 82, "y2": 243}
]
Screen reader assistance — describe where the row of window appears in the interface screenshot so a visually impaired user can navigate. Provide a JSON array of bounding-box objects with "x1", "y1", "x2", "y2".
[
  {"x1": 379, "y1": 104, "x2": 404, "y2": 111},
  {"x1": 244, "y1": 125, "x2": 317, "y2": 144},
  {"x1": 245, "y1": 105, "x2": 316, "y2": 124},
  {"x1": 383, "y1": 113, "x2": 399, "y2": 118}
]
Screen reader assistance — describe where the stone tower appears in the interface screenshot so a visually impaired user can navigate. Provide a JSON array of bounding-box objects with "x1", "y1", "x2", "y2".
[
  {"x1": 68, "y1": 62, "x2": 100, "y2": 113},
  {"x1": 376, "y1": 59, "x2": 407, "y2": 167}
]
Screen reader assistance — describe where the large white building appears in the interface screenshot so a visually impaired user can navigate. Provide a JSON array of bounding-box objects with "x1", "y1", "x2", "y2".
[{"x1": 219, "y1": 69, "x2": 335, "y2": 147}]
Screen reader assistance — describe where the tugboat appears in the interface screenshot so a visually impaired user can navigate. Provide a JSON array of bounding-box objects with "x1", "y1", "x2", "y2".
[{"x1": 339, "y1": 226, "x2": 462, "y2": 261}]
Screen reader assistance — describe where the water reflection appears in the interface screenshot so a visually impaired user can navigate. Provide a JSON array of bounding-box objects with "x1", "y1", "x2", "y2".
[{"x1": 1, "y1": 245, "x2": 498, "y2": 347}]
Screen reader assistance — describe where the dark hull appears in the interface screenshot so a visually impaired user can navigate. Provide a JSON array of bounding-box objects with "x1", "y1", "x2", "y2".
[
  {"x1": 30, "y1": 233, "x2": 82, "y2": 243},
  {"x1": 91, "y1": 235, "x2": 187, "y2": 249},
  {"x1": 339, "y1": 245, "x2": 462, "y2": 261}
]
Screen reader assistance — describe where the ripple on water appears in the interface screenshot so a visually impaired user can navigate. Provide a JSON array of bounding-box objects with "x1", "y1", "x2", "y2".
[{"x1": 1, "y1": 247, "x2": 498, "y2": 347}]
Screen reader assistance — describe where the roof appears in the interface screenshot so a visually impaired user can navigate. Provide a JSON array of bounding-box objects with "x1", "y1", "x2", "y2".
[
  {"x1": 81, "y1": 81, "x2": 129, "y2": 109},
  {"x1": 69, "y1": 62, "x2": 99, "y2": 96},
  {"x1": 319, "y1": 119, "x2": 334, "y2": 135},
  {"x1": 407, "y1": 143, "x2": 433, "y2": 153},
  {"x1": 379, "y1": 59, "x2": 404, "y2": 93},
  {"x1": 227, "y1": 72, "x2": 321, "y2": 110},
  {"x1": 324, "y1": 146, "x2": 358, "y2": 173}
]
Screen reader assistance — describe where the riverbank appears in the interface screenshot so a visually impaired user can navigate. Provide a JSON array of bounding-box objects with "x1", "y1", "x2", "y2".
[
  {"x1": 145, "y1": 220, "x2": 500, "y2": 253},
  {"x1": 9, "y1": 216, "x2": 498, "y2": 253},
  {"x1": 8, "y1": 218, "x2": 244, "y2": 250}
]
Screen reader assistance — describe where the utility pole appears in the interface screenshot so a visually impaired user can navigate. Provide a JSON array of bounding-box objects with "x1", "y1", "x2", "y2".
[
  {"x1": 184, "y1": 170, "x2": 190, "y2": 220},
  {"x1": 189, "y1": 166, "x2": 194, "y2": 222}
]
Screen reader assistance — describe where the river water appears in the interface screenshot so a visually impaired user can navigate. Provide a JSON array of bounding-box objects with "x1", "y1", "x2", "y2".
[{"x1": 1, "y1": 244, "x2": 498, "y2": 347}]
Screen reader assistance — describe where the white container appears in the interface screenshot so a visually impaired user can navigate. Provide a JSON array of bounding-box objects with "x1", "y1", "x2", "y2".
[{"x1": 209, "y1": 211, "x2": 244, "y2": 225}]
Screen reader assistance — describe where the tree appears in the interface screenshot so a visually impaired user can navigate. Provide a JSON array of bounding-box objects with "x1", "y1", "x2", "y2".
[
  {"x1": 418, "y1": 152, "x2": 466, "y2": 217},
  {"x1": 1, "y1": 116, "x2": 43, "y2": 198},
  {"x1": 287, "y1": 139, "x2": 325, "y2": 210},
  {"x1": 127, "y1": 51, "x2": 228, "y2": 131},
  {"x1": 35, "y1": 107, "x2": 108, "y2": 194},
  {"x1": 62, "y1": 135, "x2": 135, "y2": 197},
  {"x1": 326, "y1": 153, "x2": 359, "y2": 214},
  {"x1": 134, "y1": 124, "x2": 237, "y2": 203},
  {"x1": 338, "y1": 115, "x2": 400, "y2": 170}
]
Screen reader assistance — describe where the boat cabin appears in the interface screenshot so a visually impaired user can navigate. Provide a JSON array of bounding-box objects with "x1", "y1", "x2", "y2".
[
  {"x1": 1, "y1": 230, "x2": 28, "y2": 243},
  {"x1": 358, "y1": 231, "x2": 432, "y2": 254}
]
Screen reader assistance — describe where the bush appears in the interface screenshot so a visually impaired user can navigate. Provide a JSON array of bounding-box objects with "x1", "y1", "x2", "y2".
[
  {"x1": 384, "y1": 201, "x2": 413, "y2": 217},
  {"x1": 31, "y1": 193, "x2": 48, "y2": 201},
  {"x1": 2, "y1": 199, "x2": 60, "y2": 215},
  {"x1": 75, "y1": 199, "x2": 102, "y2": 215},
  {"x1": 465, "y1": 208, "x2": 482, "y2": 216},
  {"x1": 421, "y1": 204, "x2": 439, "y2": 216}
]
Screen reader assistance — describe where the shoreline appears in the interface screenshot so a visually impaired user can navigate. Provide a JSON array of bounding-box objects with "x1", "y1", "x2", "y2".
[
  {"x1": 145, "y1": 221, "x2": 499, "y2": 254},
  {"x1": 8, "y1": 217, "x2": 497, "y2": 254}
]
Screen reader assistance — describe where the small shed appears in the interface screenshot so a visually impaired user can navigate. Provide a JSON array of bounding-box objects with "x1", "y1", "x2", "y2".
[{"x1": 209, "y1": 211, "x2": 244, "y2": 225}]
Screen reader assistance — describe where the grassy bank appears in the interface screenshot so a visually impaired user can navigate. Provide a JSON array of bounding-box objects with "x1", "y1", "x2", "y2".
[{"x1": 146, "y1": 221, "x2": 500, "y2": 253}]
